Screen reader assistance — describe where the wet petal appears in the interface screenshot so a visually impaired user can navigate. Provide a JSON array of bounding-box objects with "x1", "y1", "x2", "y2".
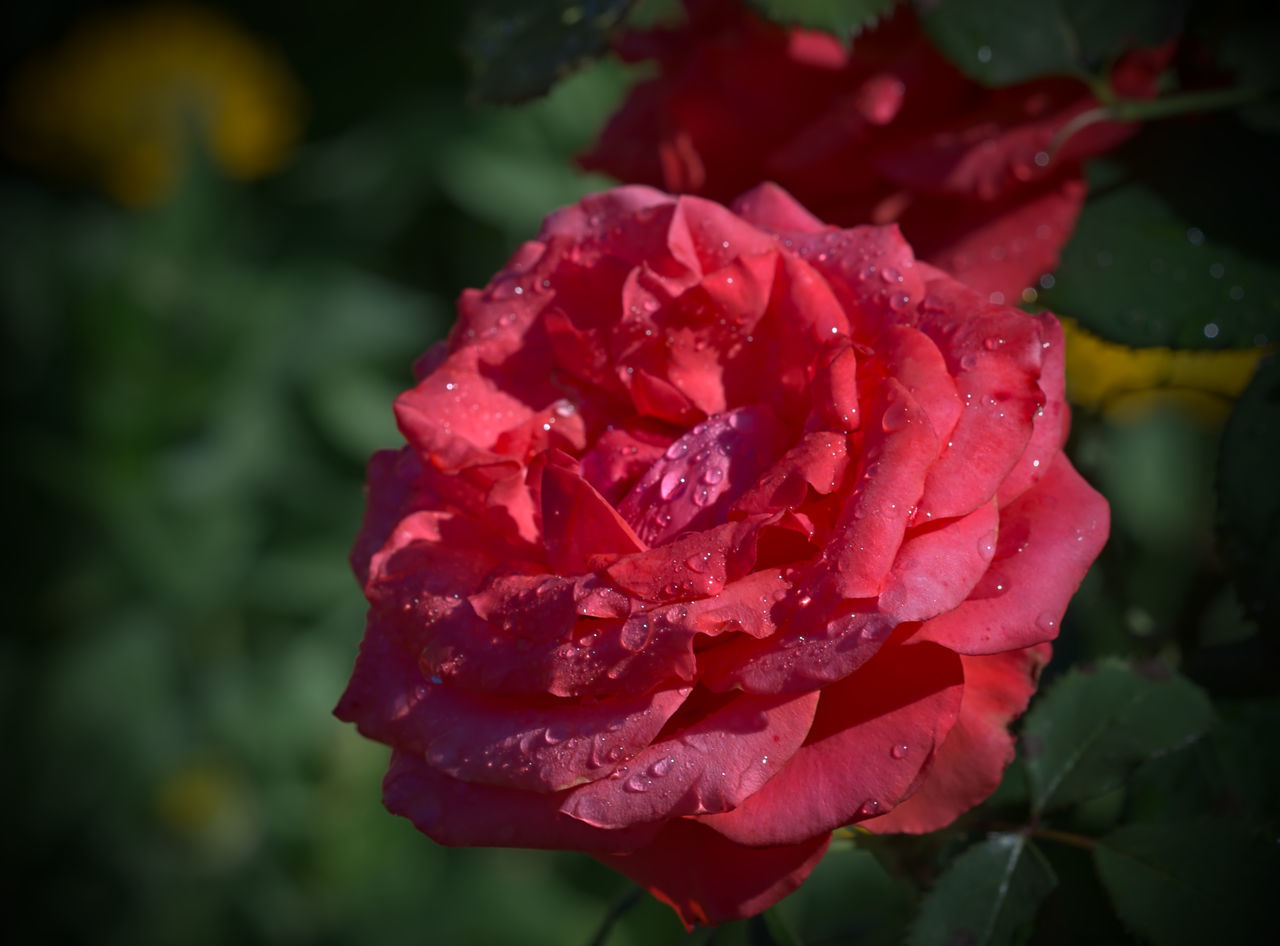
[
  {"x1": 699, "y1": 641, "x2": 963, "y2": 846},
  {"x1": 561, "y1": 689, "x2": 818, "y2": 827},
  {"x1": 911, "y1": 458, "x2": 1108, "y2": 654},
  {"x1": 595, "y1": 819, "x2": 831, "y2": 929},
  {"x1": 863, "y1": 644, "x2": 1050, "y2": 833}
]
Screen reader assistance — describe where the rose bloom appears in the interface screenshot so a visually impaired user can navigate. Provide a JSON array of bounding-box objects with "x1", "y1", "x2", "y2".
[
  {"x1": 336, "y1": 184, "x2": 1108, "y2": 926},
  {"x1": 581, "y1": 0, "x2": 1168, "y2": 301}
]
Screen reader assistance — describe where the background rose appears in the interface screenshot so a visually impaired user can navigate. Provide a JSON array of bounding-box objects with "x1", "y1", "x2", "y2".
[
  {"x1": 335, "y1": 183, "x2": 1108, "y2": 926},
  {"x1": 580, "y1": 0, "x2": 1169, "y2": 301}
]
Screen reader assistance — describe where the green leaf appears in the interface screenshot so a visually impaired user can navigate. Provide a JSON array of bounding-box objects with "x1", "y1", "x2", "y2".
[
  {"x1": 746, "y1": 0, "x2": 898, "y2": 40},
  {"x1": 908, "y1": 834, "x2": 1057, "y2": 946},
  {"x1": 1021, "y1": 661, "x2": 1214, "y2": 815},
  {"x1": 1094, "y1": 819, "x2": 1280, "y2": 946},
  {"x1": 1217, "y1": 354, "x2": 1280, "y2": 630},
  {"x1": 463, "y1": 0, "x2": 635, "y2": 104},
  {"x1": 1043, "y1": 118, "x2": 1280, "y2": 348},
  {"x1": 921, "y1": 0, "x2": 1188, "y2": 86}
]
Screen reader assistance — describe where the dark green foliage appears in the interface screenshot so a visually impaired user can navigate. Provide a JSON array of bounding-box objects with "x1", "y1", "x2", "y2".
[
  {"x1": 1021, "y1": 661, "x2": 1214, "y2": 815},
  {"x1": 921, "y1": 0, "x2": 1188, "y2": 85},
  {"x1": 908, "y1": 834, "x2": 1058, "y2": 946},
  {"x1": 746, "y1": 0, "x2": 899, "y2": 41}
]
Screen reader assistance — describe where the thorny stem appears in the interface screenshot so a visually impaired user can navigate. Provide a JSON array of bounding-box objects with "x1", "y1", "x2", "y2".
[{"x1": 1049, "y1": 86, "x2": 1269, "y2": 156}]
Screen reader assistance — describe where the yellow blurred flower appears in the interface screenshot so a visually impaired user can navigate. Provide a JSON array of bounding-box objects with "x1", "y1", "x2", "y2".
[
  {"x1": 5, "y1": 3, "x2": 302, "y2": 205},
  {"x1": 1061, "y1": 317, "x2": 1265, "y2": 422}
]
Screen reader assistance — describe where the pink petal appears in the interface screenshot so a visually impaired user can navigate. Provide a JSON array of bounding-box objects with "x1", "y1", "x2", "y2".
[
  {"x1": 879, "y1": 499, "x2": 1000, "y2": 622},
  {"x1": 383, "y1": 750, "x2": 660, "y2": 854},
  {"x1": 911, "y1": 177, "x2": 1087, "y2": 300},
  {"x1": 909, "y1": 272, "x2": 1052, "y2": 521},
  {"x1": 596, "y1": 819, "x2": 831, "y2": 929},
  {"x1": 540, "y1": 456, "x2": 647, "y2": 574},
  {"x1": 698, "y1": 640, "x2": 963, "y2": 846},
  {"x1": 863, "y1": 644, "x2": 1051, "y2": 833},
  {"x1": 338, "y1": 621, "x2": 692, "y2": 792},
  {"x1": 910, "y1": 458, "x2": 1108, "y2": 654},
  {"x1": 732, "y1": 181, "x2": 828, "y2": 235},
  {"x1": 616, "y1": 406, "x2": 787, "y2": 546},
  {"x1": 561, "y1": 689, "x2": 819, "y2": 827},
  {"x1": 697, "y1": 593, "x2": 896, "y2": 696},
  {"x1": 833, "y1": 379, "x2": 941, "y2": 598},
  {"x1": 997, "y1": 312, "x2": 1068, "y2": 506}
]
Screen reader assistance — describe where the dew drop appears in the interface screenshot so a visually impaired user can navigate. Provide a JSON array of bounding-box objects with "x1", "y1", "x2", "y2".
[
  {"x1": 659, "y1": 470, "x2": 687, "y2": 499},
  {"x1": 857, "y1": 798, "x2": 882, "y2": 817},
  {"x1": 977, "y1": 531, "x2": 997, "y2": 561},
  {"x1": 1035, "y1": 611, "x2": 1058, "y2": 633},
  {"x1": 890, "y1": 744, "x2": 909, "y2": 760},
  {"x1": 624, "y1": 774, "x2": 651, "y2": 793},
  {"x1": 976, "y1": 45, "x2": 992, "y2": 63},
  {"x1": 649, "y1": 757, "x2": 674, "y2": 778},
  {"x1": 881, "y1": 397, "x2": 911, "y2": 432},
  {"x1": 983, "y1": 336, "x2": 1004, "y2": 351}
]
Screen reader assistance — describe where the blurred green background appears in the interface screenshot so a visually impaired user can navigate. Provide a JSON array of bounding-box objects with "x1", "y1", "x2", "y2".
[{"x1": 0, "y1": 3, "x2": 1272, "y2": 945}]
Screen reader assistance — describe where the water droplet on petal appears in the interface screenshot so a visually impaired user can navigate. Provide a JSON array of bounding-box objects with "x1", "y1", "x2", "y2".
[
  {"x1": 890, "y1": 744, "x2": 909, "y2": 760},
  {"x1": 624, "y1": 774, "x2": 651, "y2": 793},
  {"x1": 857, "y1": 798, "x2": 882, "y2": 817},
  {"x1": 881, "y1": 397, "x2": 911, "y2": 432},
  {"x1": 659, "y1": 470, "x2": 687, "y2": 500},
  {"x1": 1035, "y1": 611, "x2": 1058, "y2": 634},
  {"x1": 649, "y1": 757, "x2": 674, "y2": 778},
  {"x1": 977, "y1": 531, "x2": 997, "y2": 561}
]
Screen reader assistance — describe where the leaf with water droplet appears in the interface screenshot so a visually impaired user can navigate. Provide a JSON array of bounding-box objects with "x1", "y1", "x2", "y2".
[
  {"x1": 463, "y1": 0, "x2": 634, "y2": 104},
  {"x1": 1044, "y1": 118, "x2": 1280, "y2": 348},
  {"x1": 1020, "y1": 659, "x2": 1213, "y2": 815},
  {"x1": 921, "y1": 0, "x2": 1188, "y2": 86},
  {"x1": 908, "y1": 833, "x2": 1057, "y2": 946}
]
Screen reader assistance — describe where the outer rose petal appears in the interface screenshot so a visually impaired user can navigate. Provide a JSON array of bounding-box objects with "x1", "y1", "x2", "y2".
[
  {"x1": 697, "y1": 640, "x2": 963, "y2": 846},
  {"x1": 911, "y1": 458, "x2": 1108, "y2": 654},
  {"x1": 383, "y1": 750, "x2": 659, "y2": 854},
  {"x1": 862, "y1": 644, "x2": 1051, "y2": 834},
  {"x1": 596, "y1": 819, "x2": 832, "y2": 930},
  {"x1": 732, "y1": 181, "x2": 827, "y2": 235}
]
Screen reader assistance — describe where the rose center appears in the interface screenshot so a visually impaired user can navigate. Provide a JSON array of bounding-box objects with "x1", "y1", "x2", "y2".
[{"x1": 616, "y1": 405, "x2": 783, "y2": 546}]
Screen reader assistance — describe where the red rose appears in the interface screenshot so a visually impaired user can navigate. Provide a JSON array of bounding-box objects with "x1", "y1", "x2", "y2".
[
  {"x1": 335, "y1": 184, "x2": 1108, "y2": 926},
  {"x1": 581, "y1": 0, "x2": 1169, "y2": 301}
]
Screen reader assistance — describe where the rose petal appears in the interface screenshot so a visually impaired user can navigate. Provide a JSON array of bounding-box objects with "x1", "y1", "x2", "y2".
[
  {"x1": 863, "y1": 643, "x2": 1051, "y2": 833},
  {"x1": 911, "y1": 178, "x2": 1087, "y2": 300},
  {"x1": 339, "y1": 621, "x2": 692, "y2": 792},
  {"x1": 540, "y1": 456, "x2": 647, "y2": 574},
  {"x1": 879, "y1": 498, "x2": 1000, "y2": 622},
  {"x1": 910, "y1": 458, "x2": 1108, "y2": 654},
  {"x1": 383, "y1": 750, "x2": 660, "y2": 854},
  {"x1": 698, "y1": 640, "x2": 963, "y2": 846},
  {"x1": 732, "y1": 181, "x2": 828, "y2": 235},
  {"x1": 595, "y1": 819, "x2": 831, "y2": 929},
  {"x1": 834, "y1": 379, "x2": 941, "y2": 598},
  {"x1": 997, "y1": 312, "x2": 1068, "y2": 505},
  {"x1": 617, "y1": 406, "x2": 786, "y2": 546},
  {"x1": 910, "y1": 270, "x2": 1050, "y2": 521},
  {"x1": 561, "y1": 689, "x2": 819, "y2": 827}
]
